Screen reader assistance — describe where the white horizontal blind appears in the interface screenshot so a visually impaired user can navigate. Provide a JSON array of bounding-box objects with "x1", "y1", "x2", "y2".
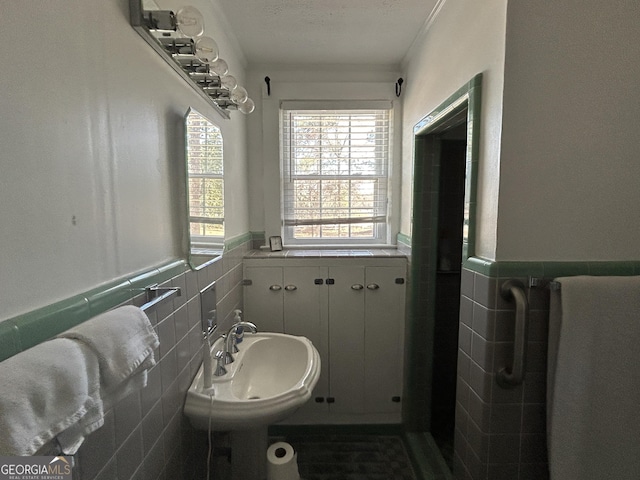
[
  {"x1": 186, "y1": 111, "x2": 224, "y2": 242},
  {"x1": 282, "y1": 108, "x2": 390, "y2": 244}
]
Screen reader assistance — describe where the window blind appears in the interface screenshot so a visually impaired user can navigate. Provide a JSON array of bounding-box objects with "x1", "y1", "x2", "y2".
[{"x1": 281, "y1": 108, "x2": 390, "y2": 243}]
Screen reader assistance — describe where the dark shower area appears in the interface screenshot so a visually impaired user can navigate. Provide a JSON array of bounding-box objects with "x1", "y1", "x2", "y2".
[
  {"x1": 406, "y1": 116, "x2": 468, "y2": 473},
  {"x1": 430, "y1": 134, "x2": 466, "y2": 467}
]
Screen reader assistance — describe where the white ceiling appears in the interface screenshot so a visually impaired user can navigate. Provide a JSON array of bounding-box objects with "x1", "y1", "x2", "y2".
[{"x1": 214, "y1": 0, "x2": 441, "y2": 67}]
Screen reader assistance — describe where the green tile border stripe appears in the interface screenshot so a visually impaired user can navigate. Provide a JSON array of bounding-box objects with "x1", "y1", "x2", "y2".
[
  {"x1": 249, "y1": 231, "x2": 266, "y2": 241},
  {"x1": 462, "y1": 256, "x2": 640, "y2": 277},
  {"x1": 224, "y1": 231, "x2": 253, "y2": 251},
  {"x1": 0, "y1": 320, "x2": 22, "y2": 362},
  {"x1": 397, "y1": 232, "x2": 411, "y2": 247},
  {"x1": 0, "y1": 259, "x2": 188, "y2": 362},
  {"x1": 396, "y1": 232, "x2": 640, "y2": 277}
]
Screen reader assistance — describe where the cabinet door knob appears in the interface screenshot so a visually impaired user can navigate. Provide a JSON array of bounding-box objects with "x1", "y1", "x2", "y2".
[
  {"x1": 269, "y1": 285, "x2": 282, "y2": 291},
  {"x1": 351, "y1": 284, "x2": 364, "y2": 290},
  {"x1": 367, "y1": 283, "x2": 380, "y2": 290},
  {"x1": 284, "y1": 285, "x2": 297, "y2": 291}
]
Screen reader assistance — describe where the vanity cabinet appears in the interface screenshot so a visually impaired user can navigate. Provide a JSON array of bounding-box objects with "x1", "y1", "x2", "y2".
[{"x1": 243, "y1": 256, "x2": 406, "y2": 424}]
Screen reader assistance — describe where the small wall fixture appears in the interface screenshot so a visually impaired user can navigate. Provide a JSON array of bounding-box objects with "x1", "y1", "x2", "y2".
[
  {"x1": 264, "y1": 76, "x2": 271, "y2": 96},
  {"x1": 395, "y1": 78, "x2": 404, "y2": 97},
  {"x1": 129, "y1": 0, "x2": 255, "y2": 117}
]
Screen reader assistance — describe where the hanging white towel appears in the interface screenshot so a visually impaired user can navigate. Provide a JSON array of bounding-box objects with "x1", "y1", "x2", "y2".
[
  {"x1": 58, "y1": 305, "x2": 159, "y2": 392},
  {"x1": 0, "y1": 338, "x2": 102, "y2": 456},
  {"x1": 548, "y1": 275, "x2": 640, "y2": 480}
]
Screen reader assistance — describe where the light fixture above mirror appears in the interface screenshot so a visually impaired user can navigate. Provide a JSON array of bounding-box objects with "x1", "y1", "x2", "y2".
[{"x1": 129, "y1": 0, "x2": 255, "y2": 118}]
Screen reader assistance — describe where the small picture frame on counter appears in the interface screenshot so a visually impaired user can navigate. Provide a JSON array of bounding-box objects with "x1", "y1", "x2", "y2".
[{"x1": 269, "y1": 236, "x2": 283, "y2": 251}]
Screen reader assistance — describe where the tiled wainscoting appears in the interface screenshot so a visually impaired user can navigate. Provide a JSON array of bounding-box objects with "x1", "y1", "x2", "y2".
[
  {"x1": 452, "y1": 260, "x2": 640, "y2": 480},
  {"x1": 454, "y1": 269, "x2": 550, "y2": 480},
  {"x1": 0, "y1": 236, "x2": 254, "y2": 480},
  {"x1": 73, "y1": 241, "x2": 252, "y2": 480}
]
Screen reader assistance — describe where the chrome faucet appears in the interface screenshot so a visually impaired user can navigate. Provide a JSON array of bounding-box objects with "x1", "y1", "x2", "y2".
[
  {"x1": 213, "y1": 321, "x2": 258, "y2": 376},
  {"x1": 224, "y1": 321, "x2": 258, "y2": 360}
]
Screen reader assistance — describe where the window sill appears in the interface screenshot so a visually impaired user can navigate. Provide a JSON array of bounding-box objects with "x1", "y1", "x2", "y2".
[
  {"x1": 245, "y1": 247, "x2": 406, "y2": 259},
  {"x1": 282, "y1": 244, "x2": 396, "y2": 249}
]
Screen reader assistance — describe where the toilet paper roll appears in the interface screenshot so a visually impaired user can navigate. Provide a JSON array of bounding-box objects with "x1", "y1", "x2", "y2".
[{"x1": 266, "y1": 442, "x2": 300, "y2": 480}]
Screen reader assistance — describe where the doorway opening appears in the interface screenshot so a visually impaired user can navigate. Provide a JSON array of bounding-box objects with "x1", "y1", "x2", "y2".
[
  {"x1": 429, "y1": 122, "x2": 467, "y2": 468},
  {"x1": 403, "y1": 74, "x2": 482, "y2": 477}
]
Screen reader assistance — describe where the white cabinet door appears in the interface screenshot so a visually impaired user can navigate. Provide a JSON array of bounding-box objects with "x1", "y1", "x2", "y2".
[
  {"x1": 243, "y1": 267, "x2": 284, "y2": 333},
  {"x1": 282, "y1": 266, "x2": 325, "y2": 340},
  {"x1": 327, "y1": 266, "x2": 366, "y2": 414},
  {"x1": 327, "y1": 265, "x2": 406, "y2": 415},
  {"x1": 282, "y1": 266, "x2": 329, "y2": 416},
  {"x1": 364, "y1": 266, "x2": 406, "y2": 414}
]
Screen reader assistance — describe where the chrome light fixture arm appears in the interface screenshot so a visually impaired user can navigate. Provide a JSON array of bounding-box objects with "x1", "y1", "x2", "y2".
[{"x1": 129, "y1": 0, "x2": 255, "y2": 117}]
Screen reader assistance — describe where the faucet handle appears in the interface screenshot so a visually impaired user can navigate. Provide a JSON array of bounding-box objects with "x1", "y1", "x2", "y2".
[
  {"x1": 225, "y1": 327, "x2": 240, "y2": 353},
  {"x1": 218, "y1": 333, "x2": 235, "y2": 364},
  {"x1": 214, "y1": 350, "x2": 228, "y2": 376}
]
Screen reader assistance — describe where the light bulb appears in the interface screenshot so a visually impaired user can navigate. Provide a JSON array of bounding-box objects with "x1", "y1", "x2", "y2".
[
  {"x1": 230, "y1": 86, "x2": 248, "y2": 104},
  {"x1": 194, "y1": 36, "x2": 218, "y2": 63},
  {"x1": 175, "y1": 6, "x2": 204, "y2": 37},
  {"x1": 238, "y1": 98, "x2": 255, "y2": 114},
  {"x1": 220, "y1": 75, "x2": 237, "y2": 90},
  {"x1": 209, "y1": 58, "x2": 229, "y2": 76}
]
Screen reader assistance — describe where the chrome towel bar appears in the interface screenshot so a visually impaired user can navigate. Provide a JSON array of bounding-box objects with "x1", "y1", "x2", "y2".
[
  {"x1": 140, "y1": 285, "x2": 181, "y2": 312},
  {"x1": 497, "y1": 279, "x2": 529, "y2": 388}
]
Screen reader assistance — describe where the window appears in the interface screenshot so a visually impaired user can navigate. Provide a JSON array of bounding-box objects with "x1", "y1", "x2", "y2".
[
  {"x1": 186, "y1": 110, "x2": 224, "y2": 246},
  {"x1": 281, "y1": 107, "x2": 391, "y2": 245}
]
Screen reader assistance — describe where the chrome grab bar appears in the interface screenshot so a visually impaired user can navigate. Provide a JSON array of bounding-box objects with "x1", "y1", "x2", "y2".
[{"x1": 497, "y1": 279, "x2": 529, "y2": 388}]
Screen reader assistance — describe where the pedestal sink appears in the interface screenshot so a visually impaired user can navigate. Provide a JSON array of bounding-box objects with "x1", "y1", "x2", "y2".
[{"x1": 184, "y1": 332, "x2": 321, "y2": 479}]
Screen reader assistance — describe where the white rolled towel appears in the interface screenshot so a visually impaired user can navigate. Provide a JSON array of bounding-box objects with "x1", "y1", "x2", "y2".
[
  {"x1": 0, "y1": 338, "x2": 102, "y2": 455},
  {"x1": 58, "y1": 305, "x2": 159, "y2": 390}
]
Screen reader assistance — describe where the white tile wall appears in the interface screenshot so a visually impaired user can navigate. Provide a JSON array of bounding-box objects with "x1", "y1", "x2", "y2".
[{"x1": 72, "y1": 241, "x2": 251, "y2": 480}]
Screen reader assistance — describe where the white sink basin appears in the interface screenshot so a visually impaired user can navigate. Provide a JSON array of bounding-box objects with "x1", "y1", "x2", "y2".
[{"x1": 184, "y1": 332, "x2": 321, "y2": 431}]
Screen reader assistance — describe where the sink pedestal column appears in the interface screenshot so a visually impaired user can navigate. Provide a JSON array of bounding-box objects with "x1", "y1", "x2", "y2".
[{"x1": 231, "y1": 427, "x2": 268, "y2": 480}]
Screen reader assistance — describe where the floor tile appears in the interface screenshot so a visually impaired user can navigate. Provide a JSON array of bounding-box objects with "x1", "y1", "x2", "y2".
[{"x1": 269, "y1": 434, "x2": 417, "y2": 480}]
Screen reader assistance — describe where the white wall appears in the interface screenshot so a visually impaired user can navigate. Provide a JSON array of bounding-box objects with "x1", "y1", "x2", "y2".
[
  {"x1": 400, "y1": 0, "x2": 508, "y2": 260},
  {"x1": 498, "y1": 0, "x2": 640, "y2": 261},
  {"x1": 0, "y1": 0, "x2": 249, "y2": 321},
  {"x1": 245, "y1": 65, "x2": 402, "y2": 243}
]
